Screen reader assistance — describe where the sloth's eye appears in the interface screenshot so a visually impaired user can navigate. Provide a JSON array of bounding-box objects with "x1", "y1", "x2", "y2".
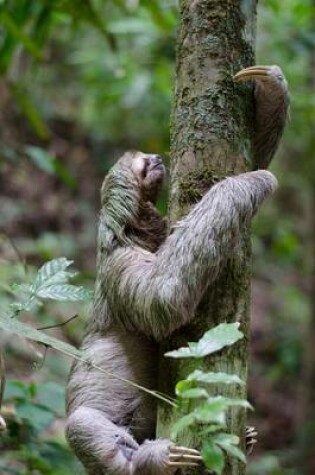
[
  {"x1": 140, "y1": 160, "x2": 149, "y2": 178},
  {"x1": 132, "y1": 157, "x2": 147, "y2": 177}
]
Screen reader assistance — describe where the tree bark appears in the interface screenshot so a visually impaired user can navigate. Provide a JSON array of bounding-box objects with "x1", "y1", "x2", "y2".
[{"x1": 157, "y1": 1, "x2": 257, "y2": 474}]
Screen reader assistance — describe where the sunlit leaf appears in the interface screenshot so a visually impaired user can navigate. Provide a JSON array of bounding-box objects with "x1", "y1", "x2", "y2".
[
  {"x1": 34, "y1": 257, "x2": 74, "y2": 289},
  {"x1": 187, "y1": 370, "x2": 244, "y2": 386},
  {"x1": 0, "y1": 314, "x2": 82, "y2": 359},
  {"x1": 25, "y1": 146, "x2": 56, "y2": 174},
  {"x1": 212, "y1": 433, "x2": 246, "y2": 464},
  {"x1": 177, "y1": 388, "x2": 209, "y2": 399},
  {"x1": 37, "y1": 284, "x2": 92, "y2": 302},
  {"x1": 165, "y1": 323, "x2": 243, "y2": 358},
  {"x1": 201, "y1": 440, "x2": 224, "y2": 474},
  {"x1": 170, "y1": 413, "x2": 195, "y2": 438}
]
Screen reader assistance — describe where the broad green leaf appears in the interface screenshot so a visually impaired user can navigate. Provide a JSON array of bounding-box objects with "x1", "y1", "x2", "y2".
[
  {"x1": 175, "y1": 379, "x2": 193, "y2": 394},
  {"x1": 36, "y1": 382, "x2": 66, "y2": 416},
  {"x1": 213, "y1": 433, "x2": 240, "y2": 445},
  {"x1": 213, "y1": 433, "x2": 246, "y2": 464},
  {"x1": 177, "y1": 388, "x2": 209, "y2": 399},
  {"x1": 0, "y1": 314, "x2": 82, "y2": 359},
  {"x1": 0, "y1": 11, "x2": 43, "y2": 60},
  {"x1": 192, "y1": 401, "x2": 226, "y2": 425},
  {"x1": 201, "y1": 441, "x2": 224, "y2": 474},
  {"x1": 165, "y1": 346, "x2": 195, "y2": 358},
  {"x1": 165, "y1": 323, "x2": 243, "y2": 358},
  {"x1": 194, "y1": 323, "x2": 244, "y2": 357},
  {"x1": 37, "y1": 284, "x2": 92, "y2": 302},
  {"x1": 205, "y1": 396, "x2": 252, "y2": 410},
  {"x1": 34, "y1": 257, "x2": 74, "y2": 289},
  {"x1": 0, "y1": 315, "x2": 174, "y2": 407},
  {"x1": 25, "y1": 146, "x2": 77, "y2": 188},
  {"x1": 187, "y1": 370, "x2": 244, "y2": 386},
  {"x1": 12, "y1": 258, "x2": 92, "y2": 310},
  {"x1": 10, "y1": 83, "x2": 50, "y2": 140},
  {"x1": 16, "y1": 402, "x2": 55, "y2": 433},
  {"x1": 25, "y1": 146, "x2": 56, "y2": 174},
  {"x1": 10, "y1": 295, "x2": 41, "y2": 313},
  {"x1": 191, "y1": 397, "x2": 251, "y2": 425},
  {"x1": 4, "y1": 380, "x2": 29, "y2": 401},
  {"x1": 170, "y1": 413, "x2": 196, "y2": 438}
]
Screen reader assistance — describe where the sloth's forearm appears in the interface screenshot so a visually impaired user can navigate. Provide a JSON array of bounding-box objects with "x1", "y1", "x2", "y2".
[{"x1": 105, "y1": 170, "x2": 277, "y2": 340}]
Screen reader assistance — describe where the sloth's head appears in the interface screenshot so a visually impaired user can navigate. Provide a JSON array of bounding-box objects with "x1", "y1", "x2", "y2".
[
  {"x1": 100, "y1": 151, "x2": 166, "y2": 250},
  {"x1": 128, "y1": 151, "x2": 165, "y2": 203}
]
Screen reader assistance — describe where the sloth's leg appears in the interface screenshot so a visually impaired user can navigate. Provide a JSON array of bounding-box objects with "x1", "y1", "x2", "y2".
[
  {"x1": 66, "y1": 406, "x2": 139, "y2": 474},
  {"x1": 66, "y1": 406, "x2": 201, "y2": 475}
]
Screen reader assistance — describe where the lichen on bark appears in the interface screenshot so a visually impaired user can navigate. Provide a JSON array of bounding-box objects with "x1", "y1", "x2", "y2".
[{"x1": 157, "y1": 1, "x2": 257, "y2": 474}]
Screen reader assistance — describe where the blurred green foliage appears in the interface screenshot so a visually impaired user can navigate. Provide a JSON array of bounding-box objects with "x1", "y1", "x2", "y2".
[
  {"x1": 0, "y1": 0, "x2": 314, "y2": 473},
  {"x1": 1, "y1": 380, "x2": 82, "y2": 475}
]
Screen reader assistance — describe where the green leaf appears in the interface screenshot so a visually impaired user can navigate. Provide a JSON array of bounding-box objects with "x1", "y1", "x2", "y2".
[
  {"x1": 10, "y1": 295, "x2": 41, "y2": 313},
  {"x1": 9, "y1": 83, "x2": 50, "y2": 140},
  {"x1": 37, "y1": 284, "x2": 92, "y2": 302},
  {"x1": 4, "y1": 380, "x2": 29, "y2": 401},
  {"x1": 36, "y1": 382, "x2": 66, "y2": 416},
  {"x1": 0, "y1": 315, "x2": 174, "y2": 408},
  {"x1": 25, "y1": 146, "x2": 77, "y2": 188},
  {"x1": 16, "y1": 402, "x2": 55, "y2": 433},
  {"x1": 170, "y1": 413, "x2": 196, "y2": 438},
  {"x1": 187, "y1": 370, "x2": 244, "y2": 386},
  {"x1": 0, "y1": 313, "x2": 82, "y2": 359},
  {"x1": 205, "y1": 396, "x2": 253, "y2": 410},
  {"x1": 165, "y1": 345, "x2": 195, "y2": 358},
  {"x1": 34, "y1": 257, "x2": 74, "y2": 289},
  {"x1": 11, "y1": 257, "x2": 92, "y2": 310},
  {"x1": 201, "y1": 440, "x2": 225, "y2": 474},
  {"x1": 0, "y1": 11, "x2": 43, "y2": 60},
  {"x1": 213, "y1": 433, "x2": 239, "y2": 445},
  {"x1": 175, "y1": 379, "x2": 193, "y2": 394},
  {"x1": 192, "y1": 401, "x2": 226, "y2": 425},
  {"x1": 165, "y1": 323, "x2": 244, "y2": 358},
  {"x1": 191, "y1": 396, "x2": 252, "y2": 425},
  {"x1": 213, "y1": 433, "x2": 246, "y2": 464},
  {"x1": 177, "y1": 388, "x2": 209, "y2": 399},
  {"x1": 25, "y1": 146, "x2": 56, "y2": 174}
]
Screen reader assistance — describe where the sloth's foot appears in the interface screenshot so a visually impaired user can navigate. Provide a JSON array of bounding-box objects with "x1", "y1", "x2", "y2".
[{"x1": 246, "y1": 425, "x2": 258, "y2": 454}]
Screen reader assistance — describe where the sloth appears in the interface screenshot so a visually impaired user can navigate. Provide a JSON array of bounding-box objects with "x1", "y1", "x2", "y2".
[
  {"x1": 66, "y1": 152, "x2": 277, "y2": 474},
  {"x1": 66, "y1": 66, "x2": 288, "y2": 474}
]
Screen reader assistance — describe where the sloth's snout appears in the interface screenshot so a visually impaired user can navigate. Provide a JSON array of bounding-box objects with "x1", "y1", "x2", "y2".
[{"x1": 150, "y1": 155, "x2": 163, "y2": 169}]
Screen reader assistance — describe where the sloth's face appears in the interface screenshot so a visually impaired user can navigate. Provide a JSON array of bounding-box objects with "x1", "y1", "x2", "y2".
[{"x1": 131, "y1": 152, "x2": 165, "y2": 203}]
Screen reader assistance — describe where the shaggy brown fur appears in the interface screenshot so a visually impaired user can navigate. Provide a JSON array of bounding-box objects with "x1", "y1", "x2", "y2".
[{"x1": 66, "y1": 151, "x2": 277, "y2": 475}]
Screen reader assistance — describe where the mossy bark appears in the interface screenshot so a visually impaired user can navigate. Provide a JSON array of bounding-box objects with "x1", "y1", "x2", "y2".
[{"x1": 157, "y1": 1, "x2": 257, "y2": 474}]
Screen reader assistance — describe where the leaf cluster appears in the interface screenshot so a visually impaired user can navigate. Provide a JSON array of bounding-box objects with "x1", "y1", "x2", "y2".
[
  {"x1": 0, "y1": 380, "x2": 81, "y2": 475},
  {"x1": 167, "y1": 323, "x2": 249, "y2": 474}
]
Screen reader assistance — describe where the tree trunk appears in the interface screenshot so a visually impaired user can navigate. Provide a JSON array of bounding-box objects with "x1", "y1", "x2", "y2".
[{"x1": 157, "y1": 1, "x2": 257, "y2": 474}]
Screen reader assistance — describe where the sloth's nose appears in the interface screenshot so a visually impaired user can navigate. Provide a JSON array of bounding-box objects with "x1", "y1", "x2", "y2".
[{"x1": 151, "y1": 154, "x2": 163, "y2": 165}]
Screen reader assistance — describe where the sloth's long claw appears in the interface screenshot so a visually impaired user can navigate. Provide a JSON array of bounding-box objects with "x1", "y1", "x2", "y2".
[
  {"x1": 171, "y1": 446, "x2": 200, "y2": 455},
  {"x1": 168, "y1": 461, "x2": 199, "y2": 467},
  {"x1": 168, "y1": 445, "x2": 202, "y2": 470}
]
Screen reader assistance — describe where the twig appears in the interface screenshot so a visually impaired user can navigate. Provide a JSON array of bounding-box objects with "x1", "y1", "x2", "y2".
[{"x1": 37, "y1": 314, "x2": 78, "y2": 331}]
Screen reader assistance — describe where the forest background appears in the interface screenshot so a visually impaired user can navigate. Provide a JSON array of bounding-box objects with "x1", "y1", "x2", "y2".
[{"x1": 0, "y1": 0, "x2": 314, "y2": 474}]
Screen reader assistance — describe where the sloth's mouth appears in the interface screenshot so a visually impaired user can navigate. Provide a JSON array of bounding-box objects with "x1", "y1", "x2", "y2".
[
  {"x1": 151, "y1": 162, "x2": 164, "y2": 171},
  {"x1": 149, "y1": 155, "x2": 163, "y2": 169}
]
